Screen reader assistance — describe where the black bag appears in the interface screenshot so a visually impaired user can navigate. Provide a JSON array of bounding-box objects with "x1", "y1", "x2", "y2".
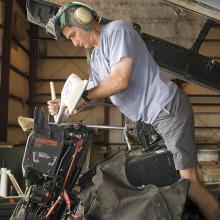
[{"x1": 79, "y1": 151, "x2": 189, "y2": 220}]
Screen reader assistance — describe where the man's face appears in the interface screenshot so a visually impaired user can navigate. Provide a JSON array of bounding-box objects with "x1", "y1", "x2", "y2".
[{"x1": 62, "y1": 26, "x2": 93, "y2": 49}]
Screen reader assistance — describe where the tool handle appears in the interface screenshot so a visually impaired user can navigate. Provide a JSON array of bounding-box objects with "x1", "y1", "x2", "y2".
[
  {"x1": 50, "y1": 82, "x2": 58, "y2": 122},
  {"x1": 7, "y1": 171, "x2": 24, "y2": 196},
  {"x1": 55, "y1": 104, "x2": 66, "y2": 124},
  {"x1": 50, "y1": 82, "x2": 56, "y2": 100}
]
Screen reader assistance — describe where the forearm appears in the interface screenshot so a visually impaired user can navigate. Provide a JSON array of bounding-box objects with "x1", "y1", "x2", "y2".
[{"x1": 87, "y1": 74, "x2": 128, "y2": 101}]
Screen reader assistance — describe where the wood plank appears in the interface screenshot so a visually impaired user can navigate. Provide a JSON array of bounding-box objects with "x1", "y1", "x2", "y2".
[
  {"x1": 0, "y1": 1, "x2": 4, "y2": 25},
  {"x1": 7, "y1": 127, "x2": 26, "y2": 144},
  {"x1": 38, "y1": 59, "x2": 88, "y2": 79},
  {"x1": 193, "y1": 105, "x2": 220, "y2": 113},
  {"x1": 183, "y1": 83, "x2": 218, "y2": 95},
  {"x1": 206, "y1": 26, "x2": 220, "y2": 40},
  {"x1": 200, "y1": 41, "x2": 220, "y2": 57},
  {"x1": 195, "y1": 115, "x2": 220, "y2": 127},
  {"x1": 195, "y1": 129, "x2": 220, "y2": 143},
  {"x1": 8, "y1": 99, "x2": 28, "y2": 124},
  {"x1": 9, "y1": 70, "x2": 29, "y2": 100},
  {"x1": 10, "y1": 44, "x2": 30, "y2": 74}
]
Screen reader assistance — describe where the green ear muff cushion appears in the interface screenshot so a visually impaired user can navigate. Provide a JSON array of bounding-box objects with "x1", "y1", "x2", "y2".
[{"x1": 59, "y1": 12, "x2": 66, "y2": 29}]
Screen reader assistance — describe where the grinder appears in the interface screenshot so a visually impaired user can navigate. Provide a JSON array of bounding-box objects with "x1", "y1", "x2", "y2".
[
  {"x1": 55, "y1": 73, "x2": 88, "y2": 124},
  {"x1": 18, "y1": 73, "x2": 88, "y2": 130}
]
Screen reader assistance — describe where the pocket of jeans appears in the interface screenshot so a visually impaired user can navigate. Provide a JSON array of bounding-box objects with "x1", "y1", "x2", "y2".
[{"x1": 163, "y1": 97, "x2": 177, "y2": 116}]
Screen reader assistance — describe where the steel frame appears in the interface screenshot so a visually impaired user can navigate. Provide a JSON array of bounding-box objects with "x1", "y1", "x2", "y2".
[
  {"x1": 141, "y1": 32, "x2": 220, "y2": 92},
  {"x1": 29, "y1": 24, "x2": 38, "y2": 117}
]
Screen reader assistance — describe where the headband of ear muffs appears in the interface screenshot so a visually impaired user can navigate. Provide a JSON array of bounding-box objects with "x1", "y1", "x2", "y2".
[{"x1": 46, "y1": 2, "x2": 97, "y2": 41}]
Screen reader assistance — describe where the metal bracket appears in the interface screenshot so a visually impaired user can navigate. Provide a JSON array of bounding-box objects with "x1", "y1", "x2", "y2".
[
  {"x1": 191, "y1": 19, "x2": 214, "y2": 52},
  {"x1": 141, "y1": 32, "x2": 220, "y2": 92}
]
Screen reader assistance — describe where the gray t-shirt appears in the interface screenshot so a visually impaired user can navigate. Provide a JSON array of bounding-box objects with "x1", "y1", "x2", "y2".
[{"x1": 90, "y1": 20, "x2": 177, "y2": 123}]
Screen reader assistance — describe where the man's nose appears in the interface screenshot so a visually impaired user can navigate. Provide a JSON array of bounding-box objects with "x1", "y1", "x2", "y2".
[{"x1": 71, "y1": 39, "x2": 79, "y2": 47}]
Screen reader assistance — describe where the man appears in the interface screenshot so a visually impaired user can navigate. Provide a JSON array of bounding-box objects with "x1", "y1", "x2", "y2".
[{"x1": 47, "y1": 2, "x2": 220, "y2": 219}]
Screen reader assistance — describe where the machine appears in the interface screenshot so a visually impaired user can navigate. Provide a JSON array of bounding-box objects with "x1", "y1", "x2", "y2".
[{"x1": 11, "y1": 106, "x2": 190, "y2": 219}]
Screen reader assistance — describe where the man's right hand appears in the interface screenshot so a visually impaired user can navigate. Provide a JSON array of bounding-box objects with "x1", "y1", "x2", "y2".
[
  {"x1": 73, "y1": 100, "x2": 87, "y2": 115},
  {"x1": 47, "y1": 99, "x2": 61, "y2": 115}
]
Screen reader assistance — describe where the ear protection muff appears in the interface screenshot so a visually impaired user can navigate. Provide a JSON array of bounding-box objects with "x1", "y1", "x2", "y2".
[
  {"x1": 74, "y1": 7, "x2": 93, "y2": 25},
  {"x1": 59, "y1": 6, "x2": 94, "y2": 32},
  {"x1": 46, "y1": 2, "x2": 97, "y2": 41}
]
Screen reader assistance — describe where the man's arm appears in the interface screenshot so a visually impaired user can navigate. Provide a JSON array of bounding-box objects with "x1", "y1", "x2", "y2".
[
  {"x1": 48, "y1": 57, "x2": 133, "y2": 116},
  {"x1": 86, "y1": 57, "x2": 133, "y2": 100}
]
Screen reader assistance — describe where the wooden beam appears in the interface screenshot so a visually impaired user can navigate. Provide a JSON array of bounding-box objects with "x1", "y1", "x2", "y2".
[
  {"x1": 10, "y1": 64, "x2": 29, "y2": 79},
  {"x1": 36, "y1": 37, "x2": 55, "y2": 41},
  {"x1": 164, "y1": 0, "x2": 220, "y2": 21},
  {"x1": 8, "y1": 124, "x2": 20, "y2": 128},
  {"x1": 193, "y1": 103, "x2": 220, "y2": 106},
  {"x1": 36, "y1": 93, "x2": 61, "y2": 97},
  {"x1": 37, "y1": 78, "x2": 65, "y2": 82},
  {"x1": 9, "y1": 94, "x2": 28, "y2": 104},
  {"x1": 205, "y1": 39, "x2": 220, "y2": 42},
  {"x1": 16, "y1": 0, "x2": 26, "y2": 14},
  {"x1": 212, "y1": 23, "x2": 220, "y2": 27},
  {"x1": 12, "y1": 37, "x2": 30, "y2": 55},
  {"x1": 0, "y1": 0, "x2": 13, "y2": 141},
  {"x1": 29, "y1": 24, "x2": 38, "y2": 117},
  {"x1": 40, "y1": 56, "x2": 87, "y2": 59},
  {"x1": 194, "y1": 112, "x2": 220, "y2": 115},
  {"x1": 188, "y1": 94, "x2": 220, "y2": 97},
  {"x1": 195, "y1": 126, "x2": 220, "y2": 129}
]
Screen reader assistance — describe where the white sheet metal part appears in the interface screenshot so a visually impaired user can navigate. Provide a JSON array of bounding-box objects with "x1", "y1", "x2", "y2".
[
  {"x1": 50, "y1": 81, "x2": 58, "y2": 122},
  {"x1": 55, "y1": 74, "x2": 88, "y2": 124}
]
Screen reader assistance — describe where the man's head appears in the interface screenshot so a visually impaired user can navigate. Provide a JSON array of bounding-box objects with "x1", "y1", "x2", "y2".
[
  {"x1": 62, "y1": 25, "x2": 98, "y2": 48},
  {"x1": 46, "y1": 2, "x2": 98, "y2": 41}
]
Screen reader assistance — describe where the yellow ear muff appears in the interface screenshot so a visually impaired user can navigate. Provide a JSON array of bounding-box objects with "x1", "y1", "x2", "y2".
[{"x1": 74, "y1": 7, "x2": 93, "y2": 25}]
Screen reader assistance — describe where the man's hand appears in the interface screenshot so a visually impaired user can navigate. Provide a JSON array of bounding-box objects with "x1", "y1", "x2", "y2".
[
  {"x1": 47, "y1": 99, "x2": 61, "y2": 115},
  {"x1": 72, "y1": 100, "x2": 87, "y2": 115}
]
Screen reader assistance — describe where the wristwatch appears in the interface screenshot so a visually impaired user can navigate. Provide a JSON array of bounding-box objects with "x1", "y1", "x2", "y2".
[{"x1": 82, "y1": 90, "x2": 91, "y2": 102}]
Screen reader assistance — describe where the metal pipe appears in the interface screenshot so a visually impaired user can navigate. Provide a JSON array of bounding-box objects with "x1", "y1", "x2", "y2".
[{"x1": 86, "y1": 125, "x2": 125, "y2": 130}]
